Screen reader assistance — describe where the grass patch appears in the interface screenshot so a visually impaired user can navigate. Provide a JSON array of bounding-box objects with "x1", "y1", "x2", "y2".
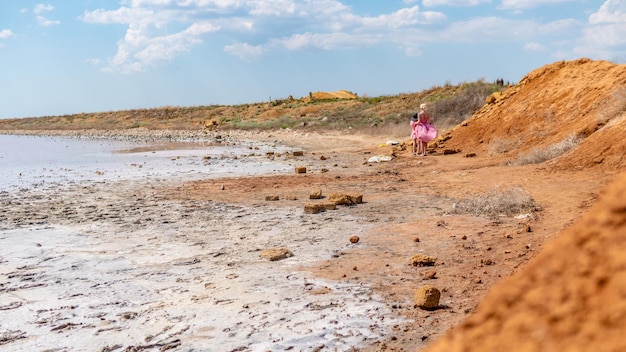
[
  {"x1": 490, "y1": 137, "x2": 522, "y2": 155},
  {"x1": 448, "y1": 186, "x2": 539, "y2": 219},
  {"x1": 510, "y1": 134, "x2": 583, "y2": 165}
]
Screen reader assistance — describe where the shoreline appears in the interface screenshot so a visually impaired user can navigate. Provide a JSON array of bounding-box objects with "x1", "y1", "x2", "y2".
[{"x1": 1, "y1": 128, "x2": 610, "y2": 351}]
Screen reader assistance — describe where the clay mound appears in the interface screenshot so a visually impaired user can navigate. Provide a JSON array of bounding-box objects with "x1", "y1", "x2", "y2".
[
  {"x1": 436, "y1": 58, "x2": 626, "y2": 170},
  {"x1": 309, "y1": 90, "x2": 358, "y2": 100},
  {"x1": 423, "y1": 171, "x2": 626, "y2": 352}
]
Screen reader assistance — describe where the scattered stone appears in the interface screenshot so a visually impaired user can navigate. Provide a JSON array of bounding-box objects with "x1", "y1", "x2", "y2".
[
  {"x1": 461, "y1": 235, "x2": 467, "y2": 240},
  {"x1": 304, "y1": 202, "x2": 336, "y2": 213},
  {"x1": 304, "y1": 203, "x2": 326, "y2": 214},
  {"x1": 265, "y1": 195, "x2": 279, "y2": 201},
  {"x1": 259, "y1": 247, "x2": 294, "y2": 261},
  {"x1": 443, "y1": 149, "x2": 460, "y2": 155},
  {"x1": 284, "y1": 195, "x2": 297, "y2": 200},
  {"x1": 327, "y1": 193, "x2": 363, "y2": 205},
  {"x1": 465, "y1": 153, "x2": 477, "y2": 158},
  {"x1": 310, "y1": 189, "x2": 323, "y2": 199},
  {"x1": 410, "y1": 254, "x2": 437, "y2": 267},
  {"x1": 518, "y1": 223, "x2": 532, "y2": 233},
  {"x1": 321, "y1": 202, "x2": 337, "y2": 210},
  {"x1": 328, "y1": 193, "x2": 352, "y2": 205},
  {"x1": 293, "y1": 151, "x2": 304, "y2": 156},
  {"x1": 414, "y1": 285, "x2": 441, "y2": 309},
  {"x1": 295, "y1": 166, "x2": 307, "y2": 174},
  {"x1": 320, "y1": 155, "x2": 327, "y2": 160},
  {"x1": 349, "y1": 236, "x2": 360, "y2": 243},
  {"x1": 481, "y1": 258, "x2": 494, "y2": 266},
  {"x1": 414, "y1": 237, "x2": 420, "y2": 243},
  {"x1": 421, "y1": 270, "x2": 437, "y2": 280},
  {"x1": 348, "y1": 194, "x2": 363, "y2": 204}
]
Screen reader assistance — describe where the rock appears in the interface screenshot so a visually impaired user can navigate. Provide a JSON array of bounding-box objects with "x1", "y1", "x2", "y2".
[
  {"x1": 421, "y1": 270, "x2": 437, "y2": 280},
  {"x1": 349, "y1": 236, "x2": 360, "y2": 243},
  {"x1": 443, "y1": 149, "x2": 460, "y2": 155},
  {"x1": 292, "y1": 150, "x2": 304, "y2": 156},
  {"x1": 327, "y1": 192, "x2": 362, "y2": 205},
  {"x1": 411, "y1": 254, "x2": 437, "y2": 266},
  {"x1": 304, "y1": 203, "x2": 325, "y2": 214},
  {"x1": 321, "y1": 202, "x2": 337, "y2": 210},
  {"x1": 414, "y1": 285, "x2": 441, "y2": 309},
  {"x1": 304, "y1": 202, "x2": 337, "y2": 213},
  {"x1": 465, "y1": 153, "x2": 477, "y2": 158},
  {"x1": 259, "y1": 247, "x2": 294, "y2": 261},
  {"x1": 265, "y1": 195, "x2": 279, "y2": 201},
  {"x1": 310, "y1": 188, "x2": 323, "y2": 199},
  {"x1": 295, "y1": 166, "x2": 307, "y2": 174},
  {"x1": 518, "y1": 223, "x2": 532, "y2": 233},
  {"x1": 284, "y1": 195, "x2": 297, "y2": 200},
  {"x1": 328, "y1": 193, "x2": 352, "y2": 205},
  {"x1": 348, "y1": 194, "x2": 363, "y2": 204}
]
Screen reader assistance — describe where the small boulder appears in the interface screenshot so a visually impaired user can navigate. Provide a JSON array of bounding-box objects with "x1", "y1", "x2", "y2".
[
  {"x1": 295, "y1": 166, "x2": 307, "y2": 174},
  {"x1": 265, "y1": 195, "x2": 279, "y2": 201},
  {"x1": 414, "y1": 285, "x2": 441, "y2": 310},
  {"x1": 259, "y1": 247, "x2": 294, "y2": 261},
  {"x1": 349, "y1": 236, "x2": 360, "y2": 243},
  {"x1": 310, "y1": 188, "x2": 323, "y2": 199},
  {"x1": 421, "y1": 270, "x2": 437, "y2": 280},
  {"x1": 411, "y1": 254, "x2": 437, "y2": 267},
  {"x1": 328, "y1": 193, "x2": 352, "y2": 205}
]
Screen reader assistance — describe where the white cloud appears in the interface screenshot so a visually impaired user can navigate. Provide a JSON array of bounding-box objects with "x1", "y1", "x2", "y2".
[
  {"x1": 589, "y1": 0, "x2": 626, "y2": 24},
  {"x1": 562, "y1": 1, "x2": 626, "y2": 61},
  {"x1": 36, "y1": 16, "x2": 61, "y2": 26},
  {"x1": 33, "y1": 3, "x2": 60, "y2": 26},
  {"x1": 82, "y1": 1, "x2": 449, "y2": 72},
  {"x1": 524, "y1": 42, "x2": 547, "y2": 51},
  {"x1": 500, "y1": 0, "x2": 575, "y2": 10},
  {"x1": 422, "y1": 0, "x2": 490, "y2": 6},
  {"x1": 34, "y1": 3, "x2": 54, "y2": 15},
  {"x1": 0, "y1": 29, "x2": 14, "y2": 39},
  {"x1": 82, "y1": 0, "x2": 624, "y2": 73},
  {"x1": 224, "y1": 42, "x2": 265, "y2": 60}
]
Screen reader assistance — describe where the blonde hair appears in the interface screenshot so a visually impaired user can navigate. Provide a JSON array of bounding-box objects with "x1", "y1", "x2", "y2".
[{"x1": 420, "y1": 103, "x2": 427, "y2": 110}]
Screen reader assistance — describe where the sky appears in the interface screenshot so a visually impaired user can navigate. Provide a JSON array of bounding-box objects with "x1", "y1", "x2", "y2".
[{"x1": 1, "y1": 0, "x2": 625, "y2": 119}]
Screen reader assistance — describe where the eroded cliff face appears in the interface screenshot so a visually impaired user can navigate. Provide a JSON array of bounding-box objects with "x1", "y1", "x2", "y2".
[
  {"x1": 424, "y1": 58, "x2": 626, "y2": 352},
  {"x1": 436, "y1": 58, "x2": 626, "y2": 170}
]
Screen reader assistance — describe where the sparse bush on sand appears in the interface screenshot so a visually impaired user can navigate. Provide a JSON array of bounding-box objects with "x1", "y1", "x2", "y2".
[
  {"x1": 510, "y1": 134, "x2": 583, "y2": 166},
  {"x1": 490, "y1": 137, "x2": 522, "y2": 155},
  {"x1": 448, "y1": 186, "x2": 539, "y2": 219}
]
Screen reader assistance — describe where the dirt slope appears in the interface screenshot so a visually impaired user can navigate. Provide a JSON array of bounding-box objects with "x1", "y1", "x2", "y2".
[
  {"x1": 437, "y1": 58, "x2": 626, "y2": 170},
  {"x1": 423, "y1": 171, "x2": 626, "y2": 352},
  {"x1": 422, "y1": 59, "x2": 626, "y2": 351}
]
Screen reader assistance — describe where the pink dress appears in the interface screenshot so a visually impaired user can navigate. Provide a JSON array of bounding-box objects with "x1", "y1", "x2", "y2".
[
  {"x1": 410, "y1": 120, "x2": 420, "y2": 140},
  {"x1": 416, "y1": 122, "x2": 437, "y2": 142},
  {"x1": 411, "y1": 111, "x2": 437, "y2": 143}
]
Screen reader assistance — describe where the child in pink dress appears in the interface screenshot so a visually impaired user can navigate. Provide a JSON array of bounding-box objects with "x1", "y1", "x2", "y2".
[
  {"x1": 410, "y1": 113, "x2": 420, "y2": 156},
  {"x1": 412, "y1": 103, "x2": 437, "y2": 156}
]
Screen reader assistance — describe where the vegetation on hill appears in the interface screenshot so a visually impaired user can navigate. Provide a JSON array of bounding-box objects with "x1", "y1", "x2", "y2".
[{"x1": 0, "y1": 80, "x2": 507, "y2": 134}]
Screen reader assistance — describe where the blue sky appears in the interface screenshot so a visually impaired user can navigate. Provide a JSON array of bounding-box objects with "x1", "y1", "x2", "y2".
[{"x1": 1, "y1": 0, "x2": 625, "y2": 119}]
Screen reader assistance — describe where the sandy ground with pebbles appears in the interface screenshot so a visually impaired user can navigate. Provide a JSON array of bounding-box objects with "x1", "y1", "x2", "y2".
[{"x1": 0, "y1": 129, "x2": 614, "y2": 351}]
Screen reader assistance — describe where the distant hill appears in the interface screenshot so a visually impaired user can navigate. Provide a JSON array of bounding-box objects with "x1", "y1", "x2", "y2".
[{"x1": 0, "y1": 83, "x2": 503, "y2": 132}]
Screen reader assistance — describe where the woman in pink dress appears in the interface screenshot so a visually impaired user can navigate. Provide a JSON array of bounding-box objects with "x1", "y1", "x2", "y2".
[{"x1": 412, "y1": 103, "x2": 437, "y2": 156}]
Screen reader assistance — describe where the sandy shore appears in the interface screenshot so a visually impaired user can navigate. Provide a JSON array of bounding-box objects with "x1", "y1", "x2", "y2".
[
  {"x1": 0, "y1": 130, "x2": 409, "y2": 351},
  {"x1": 2, "y1": 128, "x2": 607, "y2": 351}
]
